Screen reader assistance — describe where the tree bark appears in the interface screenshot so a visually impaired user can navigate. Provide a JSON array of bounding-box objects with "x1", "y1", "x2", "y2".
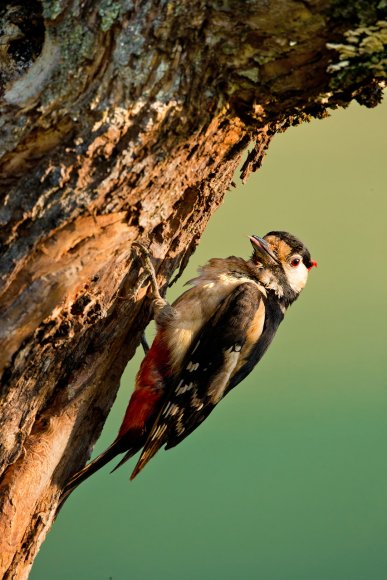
[{"x1": 0, "y1": 0, "x2": 385, "y2": 576}]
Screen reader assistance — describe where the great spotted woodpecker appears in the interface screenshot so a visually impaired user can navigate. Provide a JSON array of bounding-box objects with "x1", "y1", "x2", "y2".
[{"x1": 65, "y1": 232, "x2": 316, "y2": 492}]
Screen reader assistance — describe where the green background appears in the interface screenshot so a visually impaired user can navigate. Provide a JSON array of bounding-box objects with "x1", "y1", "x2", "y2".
[{"x1": 32, "y1": 98, "x2": 387, "y2": 579}]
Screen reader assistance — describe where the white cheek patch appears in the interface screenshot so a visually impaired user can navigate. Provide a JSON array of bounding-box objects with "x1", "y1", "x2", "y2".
[{"x1": 285, "y1": 263, "x2": 309, "y2": 293}]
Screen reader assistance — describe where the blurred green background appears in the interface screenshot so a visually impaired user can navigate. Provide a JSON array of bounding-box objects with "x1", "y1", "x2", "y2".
[{"x1": 32, "y1": 98, "x2": 387, "y2": 580}]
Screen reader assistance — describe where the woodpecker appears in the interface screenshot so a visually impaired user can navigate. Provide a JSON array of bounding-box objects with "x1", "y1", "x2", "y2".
[{"x1": 65, "y1": 232, "x2": 316, "y2": 492}]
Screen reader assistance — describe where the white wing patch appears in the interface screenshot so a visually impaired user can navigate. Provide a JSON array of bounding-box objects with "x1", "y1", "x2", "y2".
[
  {"x1": 207, "y1": 345, "x2": 241, "y2": 404},
  {"x1": 175, "y1": 381, "x2": 194, "y2": 395},
  {"x1": 186, "y1": 361, "x2": 200, "y2": 372}
]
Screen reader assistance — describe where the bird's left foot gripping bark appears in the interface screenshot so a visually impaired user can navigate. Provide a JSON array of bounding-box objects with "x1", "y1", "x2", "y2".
[{"x1": 132, "y1": 242, "x2": 175, "y2": 327}]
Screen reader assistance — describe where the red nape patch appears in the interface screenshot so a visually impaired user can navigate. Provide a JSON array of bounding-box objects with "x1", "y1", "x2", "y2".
[{"x1": 308, "y1": 260, "x2": 318, "y2": 271}]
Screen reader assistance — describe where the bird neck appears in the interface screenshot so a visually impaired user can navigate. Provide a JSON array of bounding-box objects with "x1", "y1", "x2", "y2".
[{"x1": 246, "y1": 260, "x2": 299, "y2": 309}]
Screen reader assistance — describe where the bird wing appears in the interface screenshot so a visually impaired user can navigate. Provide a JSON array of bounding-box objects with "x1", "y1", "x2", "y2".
[{"x1": 130, "y1": 282, "x2": 265, "y2": 479}]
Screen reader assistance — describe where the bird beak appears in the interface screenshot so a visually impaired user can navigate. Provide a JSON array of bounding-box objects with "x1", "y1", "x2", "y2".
[
  {"x1": 249, "y1": 235, "x2": 280, "y2": 265},
  {"x1": 308, "y1": 260, "x2": 318, "y2": 271}
]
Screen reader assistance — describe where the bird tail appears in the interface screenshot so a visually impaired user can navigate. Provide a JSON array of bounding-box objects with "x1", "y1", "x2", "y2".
[
  {"x1": 62, "y1": 435, "x2": 141, "y2": 499},
  {"x1": 56, "y1": 434, "x2": 143, "y2": 513},
  {"x1": 63, "y1": 440, "x2": 124, "y2": 494},
  {"x1": 130, "y1": 438, "x2": 163, "y2": 480}
]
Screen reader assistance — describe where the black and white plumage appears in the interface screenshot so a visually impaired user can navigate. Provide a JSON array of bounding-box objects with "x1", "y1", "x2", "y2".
[{"x1": 65, "y1": 231, "x2": 316, "y2": 491}]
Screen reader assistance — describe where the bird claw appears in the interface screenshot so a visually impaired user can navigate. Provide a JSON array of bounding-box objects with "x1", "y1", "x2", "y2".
[{"x1": 132, "y1": 242, "x2": 168, "y2": 312}]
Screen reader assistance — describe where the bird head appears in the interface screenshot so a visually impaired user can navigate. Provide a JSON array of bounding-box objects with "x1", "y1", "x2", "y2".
[{"x1": 249, "y1": 231, "x2": 317, "y2": 304}]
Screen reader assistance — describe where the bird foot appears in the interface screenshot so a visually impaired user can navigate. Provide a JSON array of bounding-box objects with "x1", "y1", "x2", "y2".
[{"x1": 132, "y1": 242, "x2": 168, "y2": 317}]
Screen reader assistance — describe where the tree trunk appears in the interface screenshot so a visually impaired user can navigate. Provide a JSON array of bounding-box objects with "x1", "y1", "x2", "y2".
[{"x1": 0, "y1": 0, "x2": 385, "y2": 576}]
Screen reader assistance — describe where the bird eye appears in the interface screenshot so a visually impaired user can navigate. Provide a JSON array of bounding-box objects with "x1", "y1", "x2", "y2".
[{"x1": 290, "y1": 257, "x2": 301, "y2": 267}]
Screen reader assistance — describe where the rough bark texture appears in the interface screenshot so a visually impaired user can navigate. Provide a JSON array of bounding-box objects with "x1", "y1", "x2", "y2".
[{"x1": 0, "y1": 0, "x2": 386, "y2": 577}]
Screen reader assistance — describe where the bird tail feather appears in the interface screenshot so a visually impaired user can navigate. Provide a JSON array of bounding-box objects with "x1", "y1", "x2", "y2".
[{"x1": 63, "y1": 439, "x2": 127, "y2": 494}]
